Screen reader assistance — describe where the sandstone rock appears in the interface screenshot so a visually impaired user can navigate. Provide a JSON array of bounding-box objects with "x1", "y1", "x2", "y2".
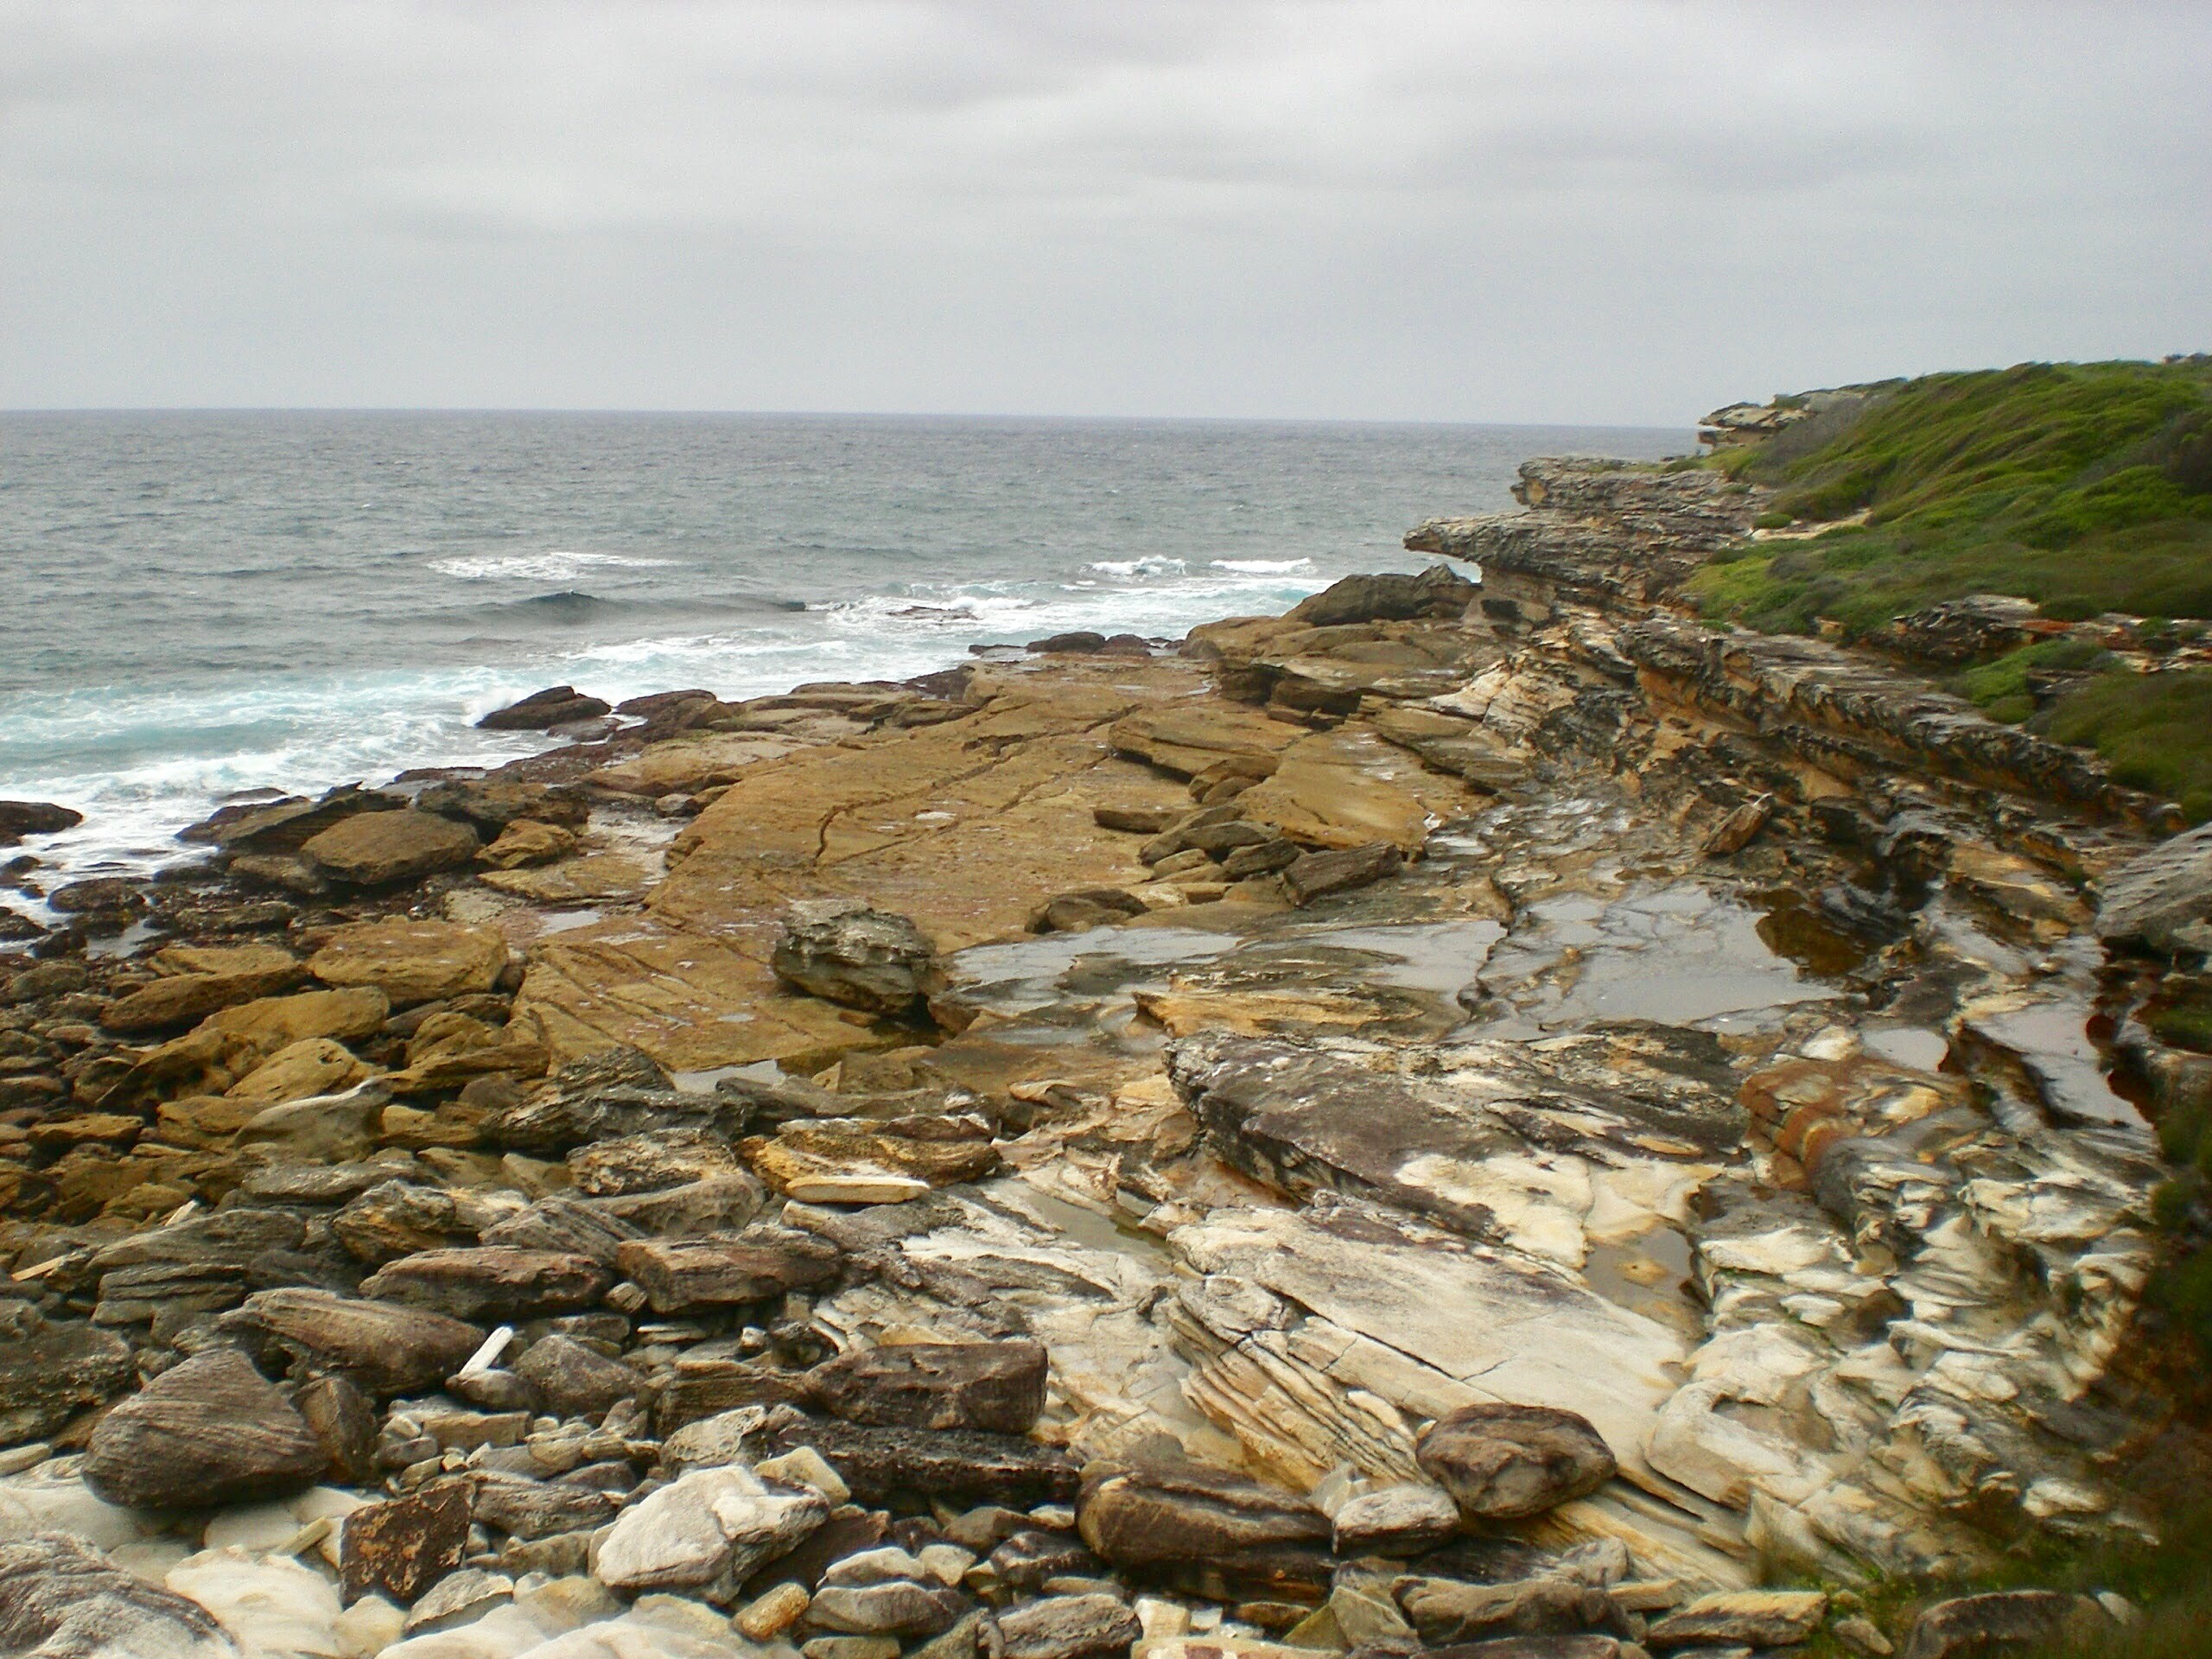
[
  {"x1": 592, "y1": 1463, "x2": 830, "y2": 1603},
  {"x1": 333, "y1": 1178, "x2": 471, "y2": 1262},
  {"x1": 226, "y1": 1035, "x2": 376, "y2": 1103},
  {"x1": 361, "y1": 1247, "x2": 612, "y2": 1320},
  {"x1": 2096, "y1": 822, "x2": 2212, "y2": 955},
  {"x1": 478, "y1": 686, "x2": 613, "y2": 729},
  {"x1": 1029, "y1": 888, "x2": 1149, "y2": 933},
  {"x1": 479, "y1": 818, "x2": 580, "y2": 869},
  {"x1": 771, "y1": 904, "x2": 940, "y2": 1016},
  {"x1": 309, "y1": 918, "x2": 509, "y2": 1005},
  {"x1": 0, "y1": 1308, "x2": 135, "y2": 1442},
  {"x1": 613, "y1": 1228, "x2": 841, "y2": 1313},
  {"x1": 1643, "y1": 1589, "x2": 1827, "y2": 1649},
  {"x1": 1326, "y1": 1480, "x2": 1461, "y2": 1557},
  {"x1": 1077, "y1": 1463, "x2": 1329, "y2": 1572},
  {"x1": 744, "y1": 1116, "x2": 999, "y2": 1202},
  {"x1": 1028, "y1": 632, "x2": 1108, "y2": 654},
  {"x1": 996, "y1": 1593, "x2": 1142, "y2": 1659},
  {"x1": 0, "y1": 1534, "x2": 238, "y2": 1658},
  {"x1": 188, "y1": 784, "x2": 393, "y2": 855},
  {"x1": 341, "y1": 1483, "x2": 473, "y2": 1604},
  {"x1": 295, "y1": 1371, "x2": 380, "y2": 1483},
  {"x1": 1094, "y1": 806, "x2": 1179, "y2": 835},
  {"x1": 1282, "y1": 842, "x2": 1401, "y2": 905},
  {"x1": 1897, "y1": 1592, "x2": 2107, "y2": 1659},
  {"x1": 805, "y1": 1340, "x2": 1047, "y2": 1434},
  {"x1": 1415, "y1": 1403, "x2": 1617, "y2": 1520},
  {"x1": 300, "y1": 810, "x2": 480, "y2": 886},
  {"x1": 772, "y1": 1420, "x2": 1082, "y2": 1510},
  {"x1": 83, "y1": 1348, "x2": 325, "y2": 1510},
  {"x1": 48, "y1": 876, "x2": 147, "y2": 914},
  {"x1": 480, "y1": 1194, "x2": 647, "y2": 1263},
  {"x1": 514, "y1": 1333, "x2": 647, "y2": 1417},
  {"x1": 100, "y1": 958, "x2": 308, "y2": 1033},
  {"x1": 221, "y1": 1288, "x2": 487, "y2": 1395},
  {"x1": 473, "y1": 1473, "x2": 624, "y2": 1541}
]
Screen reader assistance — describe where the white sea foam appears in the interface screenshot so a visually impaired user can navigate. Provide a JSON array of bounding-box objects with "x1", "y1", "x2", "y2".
[
  {"x1": 1084, "y1": 556, "x2": 1188, "y2": 578},
  {"x1": 1211, "y1": 557, "x2": 1315, "y2": 574},
  {"x1": 429, "y1": 550, "x2": 679, "y2": 581}
]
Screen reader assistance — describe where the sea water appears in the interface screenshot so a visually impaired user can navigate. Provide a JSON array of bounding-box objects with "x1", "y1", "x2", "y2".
[{"x1": 2, "y1": 411, "x2": 1682, "y2": 887}]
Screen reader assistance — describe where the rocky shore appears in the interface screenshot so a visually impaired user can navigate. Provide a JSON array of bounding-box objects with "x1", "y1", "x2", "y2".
[{"x1": 0, "y1": 430, "x2": 2206, "y2": 1659}]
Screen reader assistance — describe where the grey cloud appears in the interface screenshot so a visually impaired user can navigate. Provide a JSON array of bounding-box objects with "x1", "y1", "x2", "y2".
[{"x1": 0, "y1": 0, "x2": 2204, "y2": 421}]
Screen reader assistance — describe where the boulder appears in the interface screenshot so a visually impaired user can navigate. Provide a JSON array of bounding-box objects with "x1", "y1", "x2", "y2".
[
  {"x1": 613, "y1": 1229, "x2": 842, "y2": 1313},
  {"x1": 513, "y1": 1334, "x2": 648, "y2": 1418},
  {"x1": 771, "y1": 1420, "x2": 1082, "y2": 1510},
  {"x1": 570, "y1": 1127, "x2": 753, "y2": 1196},
  {"x1": 1287, "y1": 565, "x2": 1478, "y2": 627},
  {"x1": 220, "y1": 1288, "x2": 486, "y2": 1395},
  {"x1": 415, "y1": 779, "x2": 590, "y2": 830},
  {"x1": 1327, "y1": 1481, "x2": 1461, "y2": 1557},
  {"x1": 995, "y1": 1594, "x2": 1143, "y2": 1659},
  {"x1": 1416, "y1": 1403, "x2": 1617, "y2": 1520},
  {"x1": 1398, "y1": 1576, "x2": 1618, "y2": 1645},
  {"x1": 299, "y1": 810, "x2": 480, "y2": 886},
  {"x1": 1643, "y1": 1589, "x2": 1827, "y2": 1649},
  {"x1": 808, "y1": 1580, "x2": 969, "y2": 1638},
  {"x1": 2096, "y1": 822, "x2": 2212, "y2": 955},
  {"x1": 0, "y1": 1534, "x2": 238, "y2": 1657},
  {"x1": 480, "y1": 1196, "x2": 646, "y2": 1265},
  {"x1": 340, "y1": 1484, "x2": 474, "y2": 1605},
  {"x1": 1028, "y1": 888, "x2": 1150, "y2": 934},
  {"x1": 592, "y1": 1464, "x2": 830, "y2": 1604},
  {"x1": 0, "y1": 799, "x2": 84, "y2": 842},
  {"x1": 308, "y1": 918, "x2": 509, "y2": 1005},
  {"x1": 1897, "y1": 1592, "x2": 2107, "y2": 1659},
  {"x1": 1077, "y1": 1463, "x2": 1330, "y2": 1571},
  {"x1": 47, "y1": 876, "x2": 147, "y2": 915},
  {"x1": 770, "y1": 903, "x2": 939, "y2": 1015},
  {"x1": 476, "y1": 686, "x2": 613, "y2": 730},
  {"x1": 1282, "y1": 841, "x2": 1402, "y2": 905},
  {"x1": 1026, "y1": 632, "x2": 1108, "y2": 654},
  {"x1": 479, "y1": 818, "x2": 579, "y2": 869},
  {"x1": 82, "y1": 1349, "x2": 326, "y2": 1510},
  {"x1": 99, "y1": 957, "x2": 308, "y2": 1033},
  {"x1": 360, "y1": 1248, "x2": 612, "y2": 1321},
  {"x1": 805, "y1": 1340, "x2": 1047, "y2": 1434},
  {"x1": 187, "y1": 784, "x2": 392, "y2": 855}
]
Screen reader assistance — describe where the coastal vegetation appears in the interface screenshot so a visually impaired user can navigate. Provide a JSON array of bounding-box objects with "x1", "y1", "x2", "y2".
[{"x1": 1685, "y1": 358, "x2": 2212, "y2": 818}]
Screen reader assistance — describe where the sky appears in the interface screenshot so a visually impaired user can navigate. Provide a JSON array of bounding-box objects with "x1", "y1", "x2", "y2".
[{"x1": 2, "y1": 1, "x2": 2206, "y2": 425}]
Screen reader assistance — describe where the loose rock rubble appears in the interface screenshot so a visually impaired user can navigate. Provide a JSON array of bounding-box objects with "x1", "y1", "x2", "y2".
[{"x1": 0, "y1": 447, "x2": 2196, "y2": 1658}]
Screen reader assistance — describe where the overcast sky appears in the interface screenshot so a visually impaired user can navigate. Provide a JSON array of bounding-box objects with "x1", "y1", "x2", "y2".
[{"x1": 3, "y1": 2, "x2": 2204, "y2": 424}]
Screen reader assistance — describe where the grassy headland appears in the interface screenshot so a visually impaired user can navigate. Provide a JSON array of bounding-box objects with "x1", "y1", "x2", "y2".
[{"x1": 1682, "y1": 358, "x2": 2212, "y2": 817}]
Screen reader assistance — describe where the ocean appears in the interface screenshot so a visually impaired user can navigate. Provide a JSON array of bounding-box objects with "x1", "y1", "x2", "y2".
[{"x1": 1, "y1": 411, "x2": 1684, "y2": 888}]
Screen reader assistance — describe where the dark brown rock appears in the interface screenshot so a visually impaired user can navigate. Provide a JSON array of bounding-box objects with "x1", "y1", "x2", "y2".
[
  {"x1": 656, "y1": 1358, "x2": 811, "y2": 1432},
  {"x1": 773, "y1": 1420, "x2": 1081, "y2": 1510},
  {"x1": 295, "y1": 1371, "x2": 380, "y2": 1484},
  {"x1": 513, "y1": 1333, "x2": 647, "y2": 1418},
  {"x1": 473, "y1": 1473, "x2": 625, "y2": 1541},
  {"x1": 1093, "y1": 806, "x2": 1179, "y2": 836},
  {"x1": 613, "y1": 1229, "x2": 840, "y2": 1313},
  {"x1": 0, "y1": 1306, "x2": 134, "y2": 1443},
  {"x1": 1027, "y1": 632, "x2": 1108, "y2": 654},
  {"x1": 414, "y1": 779, "x2": 590, "y2": 831},
  {"x1": 1287, "y1": 565, "x2": 1478, "y2": 628},
  {"x1": 1897, "y1": 1591, "x2": 2107, "y2": 1659},
  {"x1": 359, "y1": 1247, "x2": 612, "y2": 1320},
  {"x1": 568, "y1": 1127, "x2": 753, "y2": 1196},
  {"x1": 1028, "y1": 888, "x2": 1149, "y2": 934},
  {"x1": 48, "y1": 877, "x2": 146, "y2": 916},
  {"x1": 1077, "y1": 1463, "x2": 1330, "y2": 1571},
  {"x1": 996, "y1": 1593, "x2": 1142, "y2": 1659},
  {"x1": 0, "y1": 800, "x2": 83, "y2": 843},
  {"x1": 1283, "y1": 842, "x2": 1402, "y2": 905},
  {"x1": 83, "y1": 1349, "x2": 325, "y2": 1510},
  {"x1": 340, "y1": 1483, "x2": 473, "y2": 1605},
  {"x1": 99, "y1": 961, "x2": 309, "y2": 1033},
  {"x1": 1399, "y1": 1577, "x2": 1618, "y2": 1645},
  {"x1": 219, "y1": 1287, "x2": 486, "y2": 1396},
  {"x1": 476, "y1": 686, "x2": 613, "y2": 730},
  {"x1": 1415, "y1": 1403, "x2": 1617, "y2": 1520},
  {"x1": 806, "y1": 1339, "x2": 1046, "y2": 1434}
]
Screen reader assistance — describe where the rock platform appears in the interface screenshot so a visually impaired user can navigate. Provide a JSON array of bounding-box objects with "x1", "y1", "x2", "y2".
[{"x1": 0, "y1": 453, "x2": 2198, "y2": 1657}]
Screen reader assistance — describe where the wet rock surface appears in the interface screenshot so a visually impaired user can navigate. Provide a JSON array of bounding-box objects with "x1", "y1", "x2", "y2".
[{"x1": 0, "y1": 437, "x2": 2196, "y2": 1659}]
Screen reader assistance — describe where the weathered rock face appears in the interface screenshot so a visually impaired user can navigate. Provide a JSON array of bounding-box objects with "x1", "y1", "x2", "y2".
[
  {"x1": 1077, "y1": 1463, "x2": 1331, "y2": 1572},
  {"x1": 0, "y1": 1307, "x2": 135, "y2": 1442},
  {"x1": 613, "y1": 1229, "x2": 841, "y2": 1313},
  {"x1": 82, "y1": 1348, "x2": 325, "y2": 1510},
  {"x1": 0, "y1": 798, "x2": 84, "y2": 842},
  {"x1": 298, "y1": 810, "x2": 480, "y2": 886},
  {"x1": 359, "y1": 1246, "x2": 612, "y2": 1320},
  {"x1": 771, "y1": 904, "x2": 941, "y2": 1015},
  {"x1": 1287, "y1": 564, "x2": 1478, "y2": 628},
  {"x1": 219, "y1": 1288, "x2": 486, "y2": 1395},
  {"x1": 1415, "y1": 1404, "x2": 1618, "y2": 1520},
  {"x1": 806, "y1": 1339, "x2": 1048, "y2": 1434}
]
